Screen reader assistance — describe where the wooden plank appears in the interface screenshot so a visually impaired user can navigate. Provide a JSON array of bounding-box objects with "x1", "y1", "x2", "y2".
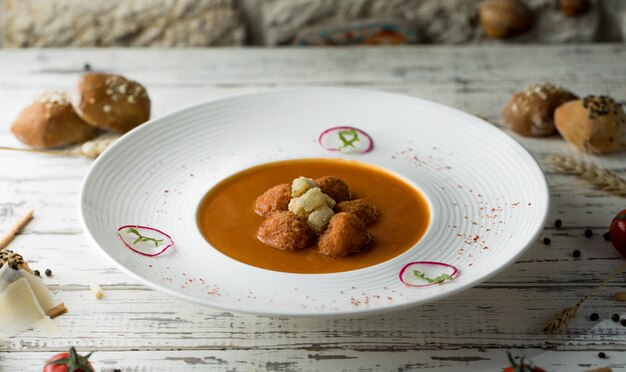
[
  {"x1": 0, "y1": 349, "x2": 622, "y2": 371},
  {"x1": 1, "y1": 46, "x2": 626, "y2": 370}
]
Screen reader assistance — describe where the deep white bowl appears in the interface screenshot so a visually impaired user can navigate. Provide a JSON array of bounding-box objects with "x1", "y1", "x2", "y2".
[{"x1": 80, "y1": 88, "x2": 549, "y2": 317}]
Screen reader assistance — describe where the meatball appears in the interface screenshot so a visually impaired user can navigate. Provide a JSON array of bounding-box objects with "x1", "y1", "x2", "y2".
[
  {"x1": 257, "y1": 211, "x2": 315, "y2": 251},
  {"x1": 254, "y1": 183, "x2": 291, "y2": 217},
  {"x1": 318, "y1": 212, "x2": 369, "y2": 257},
  {"x1": 314, "y1": 176, "x2": 351, "y2": 202},
  {"x1": 334, "y1": 199, "x2": 378, "y2": 225}
]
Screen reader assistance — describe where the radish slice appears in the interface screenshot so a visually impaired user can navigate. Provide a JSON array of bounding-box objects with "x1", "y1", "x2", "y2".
[
  {"x1": 117, "y1": 225, "x2": 174, "y2": 257},
  {"x1": 319, "y1": 126, "x2": 373, "y2": 154},
  {"x1": 399, "y1": 261, "x2": 459, "y2": 288}
]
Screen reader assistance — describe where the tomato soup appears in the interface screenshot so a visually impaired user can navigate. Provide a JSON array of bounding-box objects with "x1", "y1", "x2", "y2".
[{"x1": 197, "y1": 158, "x2": 430, "y2": 274}]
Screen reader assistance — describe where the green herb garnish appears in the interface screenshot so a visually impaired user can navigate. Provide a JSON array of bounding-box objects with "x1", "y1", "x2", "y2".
[
  {"x1": 122, "y1": 227, "x2": 164, "y2": 247},
  {"x1": 338, "y1": 128, "x2": 360, "y2": 150},
  {"x1": 412, "y1": 270, "x2": 454, "y2": 284}
]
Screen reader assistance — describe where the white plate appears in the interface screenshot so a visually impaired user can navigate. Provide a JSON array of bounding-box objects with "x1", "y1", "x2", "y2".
[{"x1": 80, "y1": 88, "x2": 549, "y2": 317}]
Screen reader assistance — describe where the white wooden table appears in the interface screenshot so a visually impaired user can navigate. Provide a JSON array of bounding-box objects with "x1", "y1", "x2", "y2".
[{"x1": 1, "y1": 46, "x2": 626, "y2": 371}]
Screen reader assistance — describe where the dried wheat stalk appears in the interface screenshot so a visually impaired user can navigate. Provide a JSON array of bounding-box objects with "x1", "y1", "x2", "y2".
[
  {"x1": 0, "y1": 133, "x2": 120, "y2": 159},
  {"x1": 550, "y1": 155, "x2": 626, "y2": 198},
  {"x1": 542, "y1": 262, "x2": 626, "y2": 333}
]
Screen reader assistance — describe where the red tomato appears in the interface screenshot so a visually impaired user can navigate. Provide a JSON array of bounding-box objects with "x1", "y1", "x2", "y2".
[
  {"x1": 503, "y1": 351, "x2": 545, "y2": 372},
  {"x1": 43, "y1": 347, "x2": 94, "y2": 372},
  {"x1": 502, "y1": 367, "x2": 546, "y2": 372},
  {"x1": 610, "y1": 209, "x2": 626, "y2": 257}
]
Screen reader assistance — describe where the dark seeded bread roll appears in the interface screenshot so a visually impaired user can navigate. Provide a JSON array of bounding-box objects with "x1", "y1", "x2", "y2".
[{"x1": 555, "y1": 95, "x2": 626, "y2": 154}]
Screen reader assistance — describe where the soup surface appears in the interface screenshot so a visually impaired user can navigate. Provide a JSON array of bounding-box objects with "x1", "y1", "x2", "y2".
[{"x1": 197, "y1": 158, "x2": 430, "y2": 274}]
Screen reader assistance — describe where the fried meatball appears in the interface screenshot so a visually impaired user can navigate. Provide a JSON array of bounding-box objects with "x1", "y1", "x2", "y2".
[
  {"x1": 257, "y1": 211, "x2": 315, "y2": 251},
  {"x1": 314, "y1": 176, "x2": 351, "y2": 202},
  {"x1": 334, "y1": 199, "x2": 378, "y2": 225},
  {"x1": 254, "y1": 183, "x2": 291, "y2": 217},
  {"x1": 318, "y1": 212, "x2": 369, "y2": 257}
]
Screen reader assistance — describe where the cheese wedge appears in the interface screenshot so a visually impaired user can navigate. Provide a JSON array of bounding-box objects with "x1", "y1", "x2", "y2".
[{"x1": 0, "y1": 265, "x2": 59, "y2": 336}]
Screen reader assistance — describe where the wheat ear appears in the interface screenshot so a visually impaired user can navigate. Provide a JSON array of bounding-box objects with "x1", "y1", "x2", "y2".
[
  {"x1": 550, "y1": 155, "x2": 626, "y2": 198},
  {"x1": 542, "y1": 263, "x2": 626, "y2": 333}
]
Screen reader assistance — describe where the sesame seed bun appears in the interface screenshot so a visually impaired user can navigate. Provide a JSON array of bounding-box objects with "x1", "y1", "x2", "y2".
[
  {"x1": 11, "y1": 91, "x2": 99, "y2": 148},
  {"x1": 502, "y1": 83, "x2": 577, "y2": 137},
  {"x1": 71, "y1": 73, "x2": 150, "y2": 133},
  {"x1": 479, "y1": 0, "x2": 533, "y2": 39}
]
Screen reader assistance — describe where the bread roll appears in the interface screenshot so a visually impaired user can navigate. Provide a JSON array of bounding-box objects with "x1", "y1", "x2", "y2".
[
  {"x1": 72, "y1": 73, "x2": 150, "y2": 133},
  {"x1": 559, "y1": 0, "x2": 589, "y2": 16},
  {"x1": 11, "y1": 91, "x2": 99, "y2": 148},
  {"x1": 502, "y1": 83, "x2": 578, "y2": 137},
  {"x1": 479, "y1": 0, "x2": 533, "y2": 39},
  {"x1": 555, "y1": 95, "x2": 626, "y2": 154}
]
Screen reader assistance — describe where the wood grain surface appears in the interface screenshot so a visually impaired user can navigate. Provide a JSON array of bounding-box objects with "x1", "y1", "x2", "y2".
[{"x1": 0, "y1": 46, "x2": 625, "y2": 371}]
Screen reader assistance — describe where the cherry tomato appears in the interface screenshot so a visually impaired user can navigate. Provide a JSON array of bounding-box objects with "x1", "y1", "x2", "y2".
[
  {"x1": 503, "y1": 352, "x2": 545, "y2": 372},
  {"x1": 610, "y1": 209, "x2": 626, "y2": 257},
  {"x1": 43, "y1": 347, "x2": 94, "y2": 372},
  {"x1": 502, "y1": 367, "x2": 546, "y2": 372}
]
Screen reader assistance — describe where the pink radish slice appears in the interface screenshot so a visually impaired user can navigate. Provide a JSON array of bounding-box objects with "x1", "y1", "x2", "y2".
[
  {"x1": 319, "y1": 126, "x2": 373, "y2": 154},
  {"x1": 399, "y1": 261, "x2": 459, "y2": 287},
  {"x1": 117, "y1": 225, "x2": 174, "y2": 257}
]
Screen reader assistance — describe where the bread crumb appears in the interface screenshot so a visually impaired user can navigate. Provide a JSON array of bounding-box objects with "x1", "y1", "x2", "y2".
[
  {"x1": 308, "y1": 205, "x2": 335, "y2": 233},
  {"x1": 291, "y1": 177, "x2": 317, "y2": 197},
  {"x1": 289, "y1": 187, "x2": 335, "y2": 217},
  {"x1": 46, "y1": 303, "x2": 68, "y2": 318},
  {"x1": 89, "y1": 282, "x2": 105, "y2": 299}
]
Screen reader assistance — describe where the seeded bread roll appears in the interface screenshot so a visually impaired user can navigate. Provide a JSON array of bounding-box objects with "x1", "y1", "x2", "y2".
[
  {"x1": 72, "y1": 73, "x2": 150, "y2": 133},
  {"x1": 11, "y1": 91, "x2": 99, "y2": 148},
  {"x1": 479, "y1": 0, "x2": 533, "y2": 39},
  {"x1": 554, "y1": 95, "x2": 626, "y2": 154},
  {"x1": 502, "y1": 83, "x2": 578, "y2": 137}
]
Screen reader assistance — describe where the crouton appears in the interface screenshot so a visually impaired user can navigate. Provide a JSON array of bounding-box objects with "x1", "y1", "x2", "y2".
[
  {"x1": 291, "y1": 177, "x2": 317, "y2": 197},
  {"x1": 307, "y1": 205, "x2": 335, "y2": 234}
]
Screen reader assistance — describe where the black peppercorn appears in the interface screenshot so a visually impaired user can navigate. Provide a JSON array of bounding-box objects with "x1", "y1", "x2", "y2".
[
  {"x1": 543, "y1": 237, "x2": 551, "y2": 245},
  {"x1": 621, "y1": 319, "x2": 626, "y2": 327},
  {"x1": 555, "y1": 219, "x2": 562, "y2": 228},
  {"x1": 612, "y1": 314, "x2": 620, "y2": 322},
  {"x1": 34, "y1": 270, "x2": 40, "y2": 277},
  {"x1": 589, "y1": 313, "x2": 599, "y2": 321},
  {"x1": 573, "y1": 250, "x2": 581, "y2": 258},
  {"x1": 585, "y1": 229, "x2": 593, "y2": 238},
  {"x1": 598, "y1": 352, "x2": 606, "y2": 359},
  {"x1": 604, "y1": 232, "x2": 611, "y2": 241},
  {"x1": 45, "y1": 268, "x2": 52, "y2": 277}
]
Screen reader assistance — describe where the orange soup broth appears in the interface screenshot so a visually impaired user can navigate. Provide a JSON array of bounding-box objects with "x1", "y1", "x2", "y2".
[{"x1": 197, "y1": 158, "x2": 430, "y2": 274}]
